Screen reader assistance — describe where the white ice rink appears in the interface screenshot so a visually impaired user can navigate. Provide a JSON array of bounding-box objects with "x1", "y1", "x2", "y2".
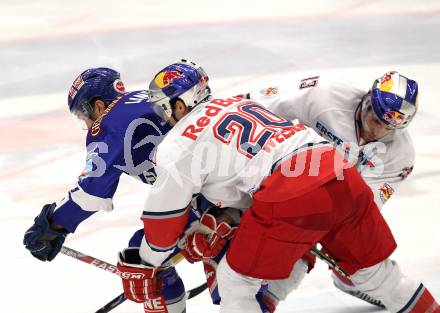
[{"x1": 1, "y1": 0, "x2": 440, "y2": 312}]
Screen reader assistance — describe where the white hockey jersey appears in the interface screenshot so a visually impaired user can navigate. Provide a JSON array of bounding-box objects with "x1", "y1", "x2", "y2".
[
  {"x1": 140, "y1": 96, "x2": 333, "y2": 266},
  {"x1": 248, "y1": 75, "x2": 415, "y2": 209}
]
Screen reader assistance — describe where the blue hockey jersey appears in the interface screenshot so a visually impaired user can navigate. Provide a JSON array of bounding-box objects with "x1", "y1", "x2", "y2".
[{"x1": 52, "y1": 90, "x2": 171, "y2": 233}]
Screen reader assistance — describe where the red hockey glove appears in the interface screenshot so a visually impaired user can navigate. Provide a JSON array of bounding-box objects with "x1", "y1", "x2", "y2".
[
  {"x1": 117, "y1": 248, "x2": 164, "y2": 303},
  {"x1": 182, "y1": 213, "x2": 234, "y2": 263}
]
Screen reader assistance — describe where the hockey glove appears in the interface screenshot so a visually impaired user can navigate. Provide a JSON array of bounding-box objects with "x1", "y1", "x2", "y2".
[
  {"x1": 117, "y1": 247, "x2": 164, "y2": 303},
  {"x1": 23, "y1": 203, "x2": 67, "y2": 262},
  {"x1": 182, "y1": 213, "x2": 234, "y2": 263}
]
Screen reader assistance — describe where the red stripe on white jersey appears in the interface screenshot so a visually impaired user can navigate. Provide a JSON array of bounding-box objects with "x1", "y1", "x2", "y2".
[{"x1": 142, "y1": 209, "x2": 189, "y2": 251}]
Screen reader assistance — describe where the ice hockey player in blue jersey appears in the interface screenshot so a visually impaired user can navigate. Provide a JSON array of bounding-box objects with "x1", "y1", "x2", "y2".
[
  {"x1": 23, "y1": 67, "x2": 171, "y2": 248},
  {"x1": 22, "y1": 67, "x2": 193, "y2": 313}
]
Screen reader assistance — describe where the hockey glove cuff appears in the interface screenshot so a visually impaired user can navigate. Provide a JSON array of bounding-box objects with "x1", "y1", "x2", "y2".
[{"x1": 117, "y1": 247, "x2": 164, "y2": 303}]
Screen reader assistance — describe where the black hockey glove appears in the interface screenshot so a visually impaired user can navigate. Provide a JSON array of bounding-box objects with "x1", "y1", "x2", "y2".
[{"x1": 23, "y1": 203, "x2": 68, "y2": 262}]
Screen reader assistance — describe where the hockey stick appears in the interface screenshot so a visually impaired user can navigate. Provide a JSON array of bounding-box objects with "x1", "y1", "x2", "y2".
[
  {"x1": 310, "y1": 246, "x2": 350, "y2": 278},
  {"x1": 60, "y1": 246, "x2": 118, "y2": 274},
  {"x1": 60, "y1": 246, "x2": 346, "y2": 310},
  {"x1": 95, "y1": 294, "x2": 124, "y2": 313},
  {"x1": 96, "y1": 282, "x2": 208, "y2": 313},
  {"x1": 60, "y1": 246, "x2": 207, "y2": 312},
  {"x1": 310, "y1": 247, "x2": 385, "y2": 308},
  {"x1": 95, "y1": 246, "x2": 349, "y2": 313},
  {"x1": 93, "y1": 255, "x2": 207, "y2": 313}
]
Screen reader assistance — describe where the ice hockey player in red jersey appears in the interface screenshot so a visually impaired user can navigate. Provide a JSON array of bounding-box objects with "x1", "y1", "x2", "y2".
[{"x1": 115, "y1": 60, "x2": 439, "y2": 313}]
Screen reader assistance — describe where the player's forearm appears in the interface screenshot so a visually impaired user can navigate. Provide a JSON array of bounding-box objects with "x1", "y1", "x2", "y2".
[
  {"x1": 139, "y1": 238, "x2": 175, "y2": 267},
  {"x1": 141, "y1": 206, "x2": 190, "y2": 256},
  {"x1": 51, "y1": 186, "x2": 112, "y2": 232},
  {"x1": 51, "y1": 199, "x2": 96, "y2": 233}
]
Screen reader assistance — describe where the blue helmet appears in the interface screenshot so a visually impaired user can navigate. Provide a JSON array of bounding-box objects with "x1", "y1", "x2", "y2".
[
  {"x1": 68, "y1": 67, "x2": 126, "y2": 119},
  {"x1": 368, "y1": 71, "x2": 418, "y2": 129},
  {"x1": 148, "y1": 59, "x2": 211, "y2": 119}
]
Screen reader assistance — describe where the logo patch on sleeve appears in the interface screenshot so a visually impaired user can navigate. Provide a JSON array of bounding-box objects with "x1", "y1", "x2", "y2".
[
  {"x1": 259, "y1": 87, "x2": 278, "y2": 97},
  {"x1": 78, "y1": 155, "x2": 95, "y2": 181},
  {"x1": 379, "y1": 183, "x2": 394, "y2": 203},
  {"x1": 113, "y1": 79, "x2": 126, "y2": 93}
]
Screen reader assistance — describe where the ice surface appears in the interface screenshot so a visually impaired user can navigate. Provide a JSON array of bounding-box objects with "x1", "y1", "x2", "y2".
[{"x1": 1, "y1": 1, "x2": 439, "y2": 312}]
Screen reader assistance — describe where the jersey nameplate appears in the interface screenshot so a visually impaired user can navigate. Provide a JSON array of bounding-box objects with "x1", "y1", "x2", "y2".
[
  {"x1": 90, "y1": 95, "x2": 123, "y2": 137},
  {"x1": 181, "y1": 96, "x2": 244, "y2": 141}
]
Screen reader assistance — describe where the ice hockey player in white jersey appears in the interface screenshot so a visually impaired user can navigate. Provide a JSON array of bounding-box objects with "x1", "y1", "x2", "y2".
[
  {"x1": 245, "y1": 71, "x2": 418, "y2": 308},
  {"x1": 247, "y1": 71, "x2": 417, "y2": 209},
  {"x1": 115, "y1": 60, "x2": 439, "y2": 313}
]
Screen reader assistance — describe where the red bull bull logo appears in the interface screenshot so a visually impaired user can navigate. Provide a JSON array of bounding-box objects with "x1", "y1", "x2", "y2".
[
  {"x1": 154, "y1": 71, "x2": 183, "y2": 88},
  {"x1": 380, "y1": 72, "x2": 393, "y2": 84},
  {"x1": 379, "y1": 72, "x2": 394, "y2": 92},
  {"x1": 383, "y1": 111, "x2": 405, "y2": 127}
]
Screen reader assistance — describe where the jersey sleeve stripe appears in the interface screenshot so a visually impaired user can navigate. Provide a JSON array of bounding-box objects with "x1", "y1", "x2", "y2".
[{"x1": 142, "y1": 207, "x2": 187, "y2": 219}]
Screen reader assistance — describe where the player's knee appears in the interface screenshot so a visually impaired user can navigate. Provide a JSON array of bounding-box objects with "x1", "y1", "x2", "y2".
[
  {"x1": 159, "y1": 267, "x2": 187, "y2": 312},
  {"x1": 267, "y1": 259, "x2": 308, "y2": 301},
  {"x1": 217, "y1": 258, "x2": 262, "y2": 307},
  {"x1": 217, "y1": 257, "x2": 239, "y2": 297}
]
